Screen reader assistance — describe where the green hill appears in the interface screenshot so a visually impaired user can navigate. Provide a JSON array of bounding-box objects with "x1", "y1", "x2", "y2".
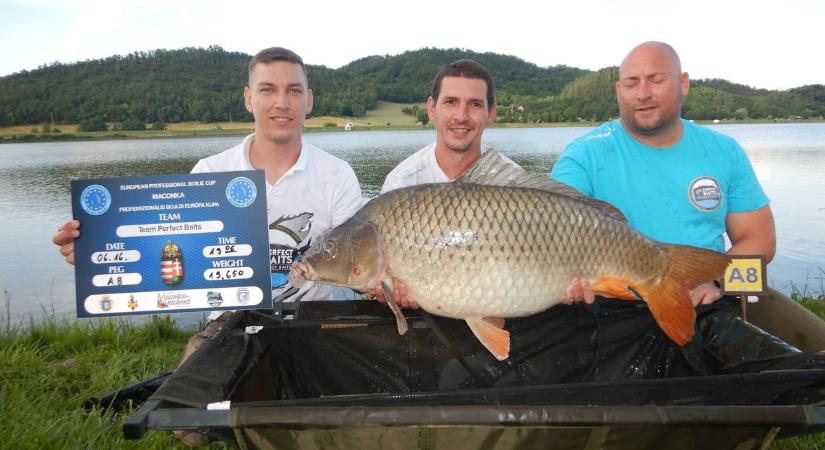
[{"x1": 1, "y1": 46, "x2": 823, "y2": 128}]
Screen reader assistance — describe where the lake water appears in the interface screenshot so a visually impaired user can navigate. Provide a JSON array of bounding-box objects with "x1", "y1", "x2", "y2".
[{"x1": 1, "y1": 123, "x2": 823, "y2": 323}]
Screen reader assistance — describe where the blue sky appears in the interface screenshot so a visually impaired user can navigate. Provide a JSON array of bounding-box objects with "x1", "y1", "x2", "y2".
[{"x1": 1, "y1": 0, "x2": 822, "y2": 90}]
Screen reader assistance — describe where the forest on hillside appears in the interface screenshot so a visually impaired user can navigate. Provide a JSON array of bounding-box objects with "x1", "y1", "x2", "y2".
[{"x1": 1, "y1": 46, "x2": 823, "y2": 130}]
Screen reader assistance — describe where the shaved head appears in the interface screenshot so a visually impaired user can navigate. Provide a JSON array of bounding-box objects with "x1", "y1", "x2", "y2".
[
  {"x1": 621, "y1": 41, "x2": 682, "y2": 78},
  {"x1": 615, "y1": 41, "x2": 689, "y2": 146}
]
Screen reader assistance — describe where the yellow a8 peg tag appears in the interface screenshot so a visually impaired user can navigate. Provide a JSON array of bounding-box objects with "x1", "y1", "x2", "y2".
[{"x1": 722, "y1": 256, "x2": 767, "y2": 295}]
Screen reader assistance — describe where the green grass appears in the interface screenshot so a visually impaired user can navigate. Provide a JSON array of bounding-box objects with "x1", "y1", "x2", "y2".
[
  {"x1": 0, "y1": 102, "x2": 429, "y2": 143},
  {"x1": 771, "y1": 282, "x2": 825, "y2": 449},
  {"x1": 3, "y1": 108, "x2": 825, "y2": 143},
  {"x1": 0, "y1": 315, "x2": 221, "y2": 449}
]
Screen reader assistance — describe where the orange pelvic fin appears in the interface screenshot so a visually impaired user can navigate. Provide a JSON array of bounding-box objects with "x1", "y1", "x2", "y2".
[
  {"x1": 634, "y1": 244, "x2": 731, "y2": 346},
  {"x1": 592, "y1": 276, "x2": 638, "y2": 300},
  {"x1": 466, "y1": 317, "x2": 509, "y2": 361}
]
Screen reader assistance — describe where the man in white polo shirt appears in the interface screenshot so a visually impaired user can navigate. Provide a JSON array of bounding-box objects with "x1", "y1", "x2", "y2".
[
  {"x1": 378, "y1": 59, "x2": 520, "y2": 308},
  {"x1": 381, "y1": 59, "x2": 518, "y2": 194},
  {"x1": 54, "y1": 46, "x2": 363, "y2": 447},
  {"x1": 54, "y1": 47, "x2": 363, "y2": 305}
]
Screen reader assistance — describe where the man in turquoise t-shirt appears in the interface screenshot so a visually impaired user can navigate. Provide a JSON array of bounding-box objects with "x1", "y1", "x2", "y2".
[{"x1": 552, "y1": 41, "x2": 776, "y2": 306}]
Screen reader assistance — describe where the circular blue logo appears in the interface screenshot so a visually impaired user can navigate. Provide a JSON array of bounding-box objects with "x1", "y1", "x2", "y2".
[
  {"x1": 80, "y1": 184, "x2": 111, "y2": 215},
  {"x1": 688, "y1": 176, "x2": 722, "y2": 211},
  {"x1": 226, "y1": 177, "x2": 257, "y2": 208}
]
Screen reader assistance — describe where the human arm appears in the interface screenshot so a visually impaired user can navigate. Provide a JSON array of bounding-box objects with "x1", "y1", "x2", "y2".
[
  {"x1": 685, "y1": 205, "x2": 776, "y2": 305},
  {"x1": 726, "y1": 205, "x2": 776, "y2": 262},
  {"x1": 52, "y1": 220, "x2": 80, "y2": 265}
]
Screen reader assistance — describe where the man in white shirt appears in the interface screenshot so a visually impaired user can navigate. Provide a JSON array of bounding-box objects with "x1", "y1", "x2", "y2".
[
  {"x1": 381, "y1": 59, "x2": 519, "y2": 194},
  {"x1": 54, "y1": 46, "x2": 363, "y2": 447},
  {"x1": 54, "y1": 47, "x2": 363, "y2": 304},
  {"x1": 378, "y1": 60, "x2": 520, "y2": 308}
]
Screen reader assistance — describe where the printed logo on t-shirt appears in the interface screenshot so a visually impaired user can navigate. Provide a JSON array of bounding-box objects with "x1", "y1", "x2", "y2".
[
  {"x1": 269, "y1": 212, "x2": 313, "y2": 289},
  {"x1": 688, "y1": 177, "x2": 722, "y2": 211}
]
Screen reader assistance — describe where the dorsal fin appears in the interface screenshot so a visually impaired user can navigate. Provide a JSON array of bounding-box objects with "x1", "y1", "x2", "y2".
[{"x1": 458, "y1": 149, "x2": 627, "y2": 222}]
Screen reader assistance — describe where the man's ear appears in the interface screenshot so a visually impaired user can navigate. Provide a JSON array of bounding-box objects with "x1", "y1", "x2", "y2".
[
  {"x1": 487, "y1": 104, "x2": 497, "y2": 125},
  {"x1": 306, "y1": 88, "x2": 314, "y2": 115},
  {"x1": 243, "y1": 86, "x2": 253, "y2": 113},
  {"x1": 427, "y1": 96, "x2": 436, "y2": 121}
]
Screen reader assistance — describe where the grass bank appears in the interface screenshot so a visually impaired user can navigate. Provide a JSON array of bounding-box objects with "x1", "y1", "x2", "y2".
[
  {"x1": 3, "y1": 293, "x2": 825, "y2": 449},
  {"x1": 6, "y1": 101, "x2": 822, "y2": 143},
  {"x1": 0, "y1": 315, "x2": 221, "y2": 449},
  {"x1": 0, "y1": 101, "x2": 428, "y2": 143}
]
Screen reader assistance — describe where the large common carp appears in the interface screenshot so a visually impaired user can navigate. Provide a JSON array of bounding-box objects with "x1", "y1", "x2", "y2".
[{"x1": 292, "y1": 150, "x2": 730, "y2": 360}]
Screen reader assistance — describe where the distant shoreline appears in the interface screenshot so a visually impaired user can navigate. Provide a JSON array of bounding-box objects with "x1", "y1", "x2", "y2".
[{"x1": 2, "y1": 118, "x2": 823, "y2": 144}]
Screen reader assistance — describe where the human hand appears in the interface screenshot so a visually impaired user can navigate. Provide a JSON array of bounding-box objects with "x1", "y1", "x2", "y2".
[
  {"x1": 52, "y1": 220, "x2": 80, "y2": 265},
  {"x1": 689, "y1": 282, "x2": 722, "y2": 306},
  {"x1": 173, "y1": 429, "x2": 208, "y2": 447},
  {"x1": 562, "y1": 276, "x2": 595, "y2": 305},
  {"x1": 371, "y1": 278, "x2": 418, "y2": 309}
]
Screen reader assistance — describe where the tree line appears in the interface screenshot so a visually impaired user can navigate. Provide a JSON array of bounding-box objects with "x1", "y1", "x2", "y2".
[{"x1": 1, "y1": 46, "x2": 823, "y2": 128}]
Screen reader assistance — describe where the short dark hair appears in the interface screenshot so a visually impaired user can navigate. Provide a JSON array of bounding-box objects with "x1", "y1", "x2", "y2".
[
  {"x1": 431, "y1": 59, "x2": 495, "y2": 109},
  {"x1": 248, "y1": 47, "x2": 307, "y2": 84}
]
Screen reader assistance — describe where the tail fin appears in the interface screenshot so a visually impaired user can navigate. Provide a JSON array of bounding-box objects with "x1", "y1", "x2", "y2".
[{"x1": 632, "y1": 245, "x2": 731, "y2": 346}]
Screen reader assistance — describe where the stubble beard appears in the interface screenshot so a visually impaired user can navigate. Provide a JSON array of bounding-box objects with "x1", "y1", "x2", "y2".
[
  {"x1": 440, "y1": 123, "x2": 478, "y2": 154},
  {"x1": 444, "y1": 139, "x2": 475, "y2": 153},
  {"x1": 622, "y1": 106, "x2": 681, "y2": 138}
]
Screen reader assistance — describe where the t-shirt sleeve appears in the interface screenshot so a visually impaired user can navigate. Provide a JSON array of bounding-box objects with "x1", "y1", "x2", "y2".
[
  {"x1": 190, "y1": 159, "x2": 208, "y2": 174},
  {"x1": 331, "y1": 164, "x2": 364, "y2": 227},
  {"x1": 380, "y1": 173, "x2": 399, "y2": 194},
  {"x1": 381, "y1": 165, "x2": 407, "y2": 194},
  {"x1": 726, "y1": 142, "x2": 770, "y2": 213},
  {"x1": 550, "y1": 141, "x2": 594, "y2": 196}
]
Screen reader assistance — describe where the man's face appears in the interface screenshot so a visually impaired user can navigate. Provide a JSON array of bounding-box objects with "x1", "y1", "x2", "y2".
[
  {"x1": 244, "y1": 61, "x2": 313, "y2": 145},
  {"x1": 616, "y1": 45, "x2": 688, "y2": 136},
  {"x1": 428, "y1": 76, "x2": 496, "y2": 154}
]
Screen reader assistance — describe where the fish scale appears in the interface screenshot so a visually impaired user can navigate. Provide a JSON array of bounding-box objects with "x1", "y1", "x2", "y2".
[{"x1": 367, "y1": 182, "x2": 665, "y2": 319}]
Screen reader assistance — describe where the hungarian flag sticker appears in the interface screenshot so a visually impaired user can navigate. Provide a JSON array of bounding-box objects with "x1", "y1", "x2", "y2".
[{"x1": 161, "y1": 241, "x2": 184, "y2": 286}]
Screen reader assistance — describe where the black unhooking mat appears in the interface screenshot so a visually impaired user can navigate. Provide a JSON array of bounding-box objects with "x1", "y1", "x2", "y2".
[{"x1": 136, "y1": 298, "x2": 825, "y2": 449}]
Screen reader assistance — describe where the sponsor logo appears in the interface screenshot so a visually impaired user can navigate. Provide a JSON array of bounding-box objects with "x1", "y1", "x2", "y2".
[
  {"x1": 688, "y1": 176, "x2": 722, "y2": 211},
  {"x1": 99, "y1": 295, "x2": 112, "y2": 312},
  {"x1": 226, "y1": 177, "x2": 257, "y2": 208},
  {"x1": 156, "y1": 292, "x2": 192, "y2": 308},
  {"x1": 268, "y1": 212, "x2": 314, "y2": 294},
  {"x1": 207, "y1": 291, "x2": 224, "y2": 307},
  {"x1": 269, "y1": 212, "x2": 313, "y2": 245},
  {"x1": 80, "y1": 184, "x2": 111, "y2": 216},
  {"x1": 237, "y1": 287, "x2": 250, "y2": 305},
  {"x1": 127, "y1": 295, "x2": 138, "y2": 311}
]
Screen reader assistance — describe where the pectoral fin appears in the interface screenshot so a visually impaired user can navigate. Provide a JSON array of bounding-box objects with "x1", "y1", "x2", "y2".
[
  {"x1": 466, "y1": 317, "x2": 510, "y2": 361},
  {"x1": 381, "y1": 279, "x2": 408, "y2": 335}
]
